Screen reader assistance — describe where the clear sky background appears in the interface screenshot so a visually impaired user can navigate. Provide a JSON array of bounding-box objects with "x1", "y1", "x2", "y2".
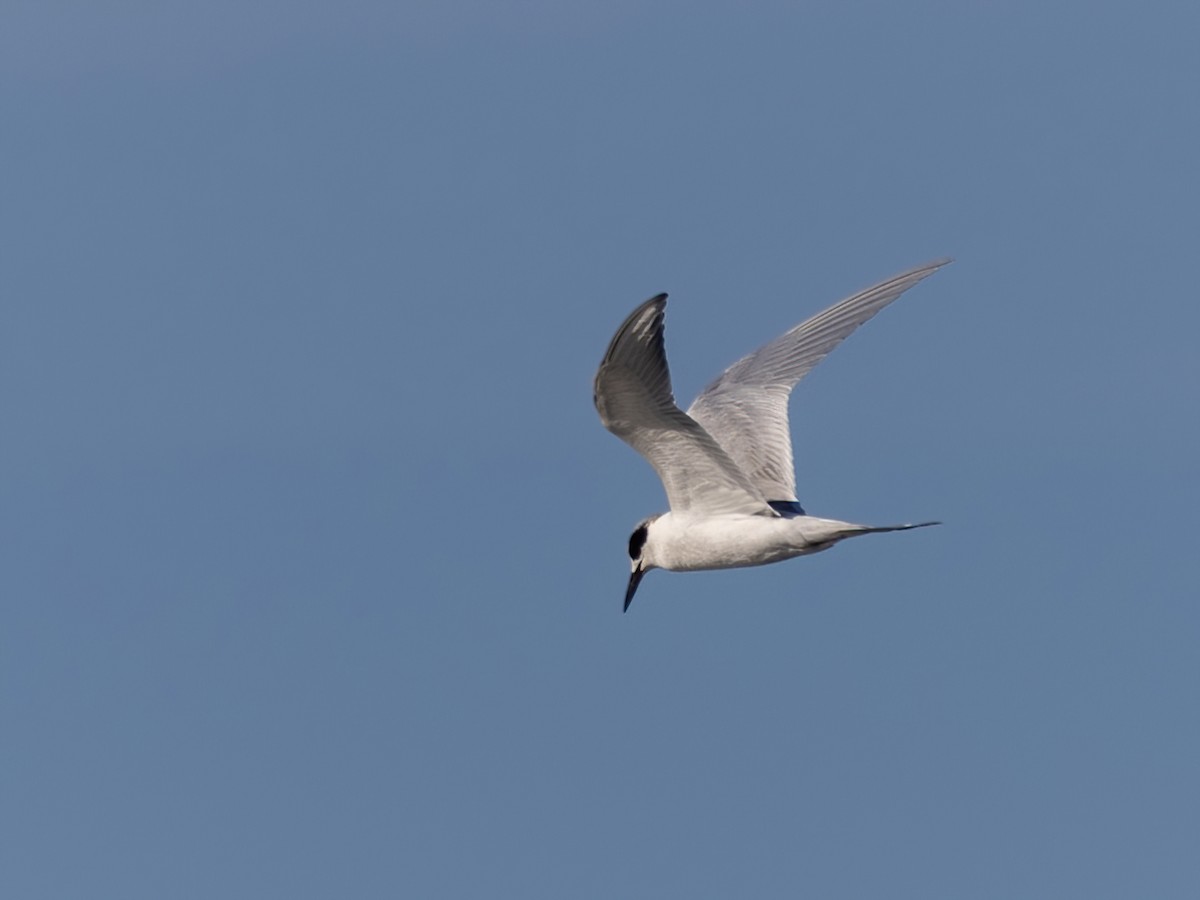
[{"x1": 4, "y1": 2, "x2": 1199, "y2": 897}]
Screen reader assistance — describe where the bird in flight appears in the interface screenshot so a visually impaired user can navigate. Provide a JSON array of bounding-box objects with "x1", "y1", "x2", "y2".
[{"x1": 594, "y1": 259, "x2": 950, "y2": 612}]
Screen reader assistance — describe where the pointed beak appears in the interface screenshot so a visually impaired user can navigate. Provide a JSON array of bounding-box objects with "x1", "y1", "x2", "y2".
[{"x1": 624, "y1": 565, "x2": 646, "y2": 613}]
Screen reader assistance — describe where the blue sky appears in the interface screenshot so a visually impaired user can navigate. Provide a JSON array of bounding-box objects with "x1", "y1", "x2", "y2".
[{"x1": 4, "y1": 2, "x2": 1199, "y2": 897}]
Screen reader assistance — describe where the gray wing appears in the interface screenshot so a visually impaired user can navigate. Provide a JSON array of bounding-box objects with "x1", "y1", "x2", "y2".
[
  {"x1": 686, "y1": 259, "x2": 952, "y2": 502},
  {"x1": 594, "y1": 294, "x2": 775, "y2": 517}
]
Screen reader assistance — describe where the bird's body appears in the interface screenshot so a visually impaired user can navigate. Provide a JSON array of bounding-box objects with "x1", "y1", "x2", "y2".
[
  {"x1": 594, "y1": 258, "x2": 950, "y2": 611},
  {"x1": 636, "y1": 511, "x2": 926, "y2": 572}
]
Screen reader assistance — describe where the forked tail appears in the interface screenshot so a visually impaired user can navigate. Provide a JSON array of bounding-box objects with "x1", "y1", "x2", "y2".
[
  {"x1": 800, "y1": 519, "x2": 941, "y2": 551},
  {"x1": 863, "y1": 521, "x2": 939, "y2": 534},
  {"x1": 842, "y1": 521, "x2": 941, "y2": 539}
]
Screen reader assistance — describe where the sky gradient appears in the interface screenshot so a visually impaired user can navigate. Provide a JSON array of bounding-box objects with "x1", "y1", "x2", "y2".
[{"x1": 4, "y1": 2, "x2": 1199, "y2": 897}]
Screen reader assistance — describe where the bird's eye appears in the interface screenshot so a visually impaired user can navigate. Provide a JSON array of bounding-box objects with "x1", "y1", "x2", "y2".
[{"x1": 628, "y1": 524, "x2": 648, "y2": 560}]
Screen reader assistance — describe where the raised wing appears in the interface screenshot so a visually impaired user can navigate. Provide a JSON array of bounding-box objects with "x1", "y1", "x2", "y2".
[
  {"x1": 594, "y1": 294, "x2": 774, "y2": 517},
  {"x1": 686, "y1": 259, "x2": 951, "y2": 502}
]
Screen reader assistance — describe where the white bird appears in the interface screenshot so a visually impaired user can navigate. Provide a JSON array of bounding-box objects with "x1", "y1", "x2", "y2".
[{"x1": 594, "y1": 259, "x2": 950, "y2": 611}]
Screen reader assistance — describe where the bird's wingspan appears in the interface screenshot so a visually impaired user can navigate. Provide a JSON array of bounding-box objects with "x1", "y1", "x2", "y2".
[
  {"x1": 686, "y1": 259, "x2": 951, "y2": 502},
  {"x1": 594, "y1": 294, "x2": 774, "y2": 517}
]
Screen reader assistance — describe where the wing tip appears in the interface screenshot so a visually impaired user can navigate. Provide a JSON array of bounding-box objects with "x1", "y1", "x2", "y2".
[
  {"x1": 597, "y1": 293, "x2": 670, "y2": 371},
  {"x1": 907, "y1": 256, "x2": 954, "y2": 277}
]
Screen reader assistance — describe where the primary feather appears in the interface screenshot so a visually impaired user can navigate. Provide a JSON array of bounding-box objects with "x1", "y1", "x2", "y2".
[
  {"x1": 593, "y1": 294, "x2": 774, "y2": 517},
  {"x1": 687, "y1": 259, "x2": 952, "y2": 502}
]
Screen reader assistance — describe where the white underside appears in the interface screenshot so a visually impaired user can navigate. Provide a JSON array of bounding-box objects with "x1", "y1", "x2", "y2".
[{"x1": 643, "y1": 512, "x2": 869, "y2": 572}]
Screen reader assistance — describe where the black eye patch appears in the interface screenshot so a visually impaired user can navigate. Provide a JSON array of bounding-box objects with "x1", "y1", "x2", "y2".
[{"x1": 628, "y1": 524, "x2": 649, "y2": 560}]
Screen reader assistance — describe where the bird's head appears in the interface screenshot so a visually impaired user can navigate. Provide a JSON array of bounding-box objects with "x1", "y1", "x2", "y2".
[{"x1": 624, "y1": 515, "x2": 661, "y2": 613}]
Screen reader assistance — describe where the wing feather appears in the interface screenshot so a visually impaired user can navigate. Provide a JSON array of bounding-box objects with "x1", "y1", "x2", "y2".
[
  {"x1": 594, "y1": 294, "x2": 773, "y2": 517},
  {"x1": 687, "y1": 259, "x2": 951, "y2": 501}
]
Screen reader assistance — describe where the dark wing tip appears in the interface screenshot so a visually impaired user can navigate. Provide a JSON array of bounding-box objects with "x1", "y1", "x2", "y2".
[
  {"x1": 594, "y1": 293, "x2": 672, "y2": 414},
  {"x1": 602, "y1": 294, "x2": 668, "y2": 363}
]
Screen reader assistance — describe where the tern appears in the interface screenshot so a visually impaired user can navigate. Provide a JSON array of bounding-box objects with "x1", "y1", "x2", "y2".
[{"x1": 594, "y1": 259, "x2": 950, "y2": 612}]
